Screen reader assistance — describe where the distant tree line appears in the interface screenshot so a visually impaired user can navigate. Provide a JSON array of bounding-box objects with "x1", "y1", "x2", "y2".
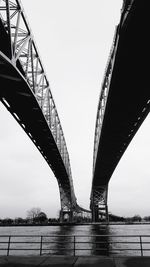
[
  {"x1": 0, "y1": 207, "x2": 59, "y2": 225},
  {"x1": 109, "y1": 213, "x2": 150, "y2": 223},
  {"x1": 1, "y1": 208, "x2": 150, "y2": 225}
]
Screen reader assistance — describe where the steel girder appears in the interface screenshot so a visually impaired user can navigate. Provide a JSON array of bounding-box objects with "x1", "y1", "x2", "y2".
[{"x1": 0, "y1": 0, "x2": 79, "y2": 215}]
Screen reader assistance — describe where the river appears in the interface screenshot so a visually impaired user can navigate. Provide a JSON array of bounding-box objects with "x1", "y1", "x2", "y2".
[{"x1": 0, "y1": 224, "x2": 150, "y2": 256}]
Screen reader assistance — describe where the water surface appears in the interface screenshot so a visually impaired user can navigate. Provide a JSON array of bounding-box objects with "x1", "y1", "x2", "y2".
[{"x1": 0, "y1": 224, "x2": 150, "y2": 256}]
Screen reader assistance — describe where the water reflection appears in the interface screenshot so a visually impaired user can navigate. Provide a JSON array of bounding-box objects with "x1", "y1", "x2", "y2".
[
  {"x1": 42, "y1": 226, "x2": 75, "y2": 255},
  {"x1": 90, "y1": 224, "x2": 109, "y2": 256},
  {"x1": 42, "y1": 224, "x2": 109, "y2": 256}
]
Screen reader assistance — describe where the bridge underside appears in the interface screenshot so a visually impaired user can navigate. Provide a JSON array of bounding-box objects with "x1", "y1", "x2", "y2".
[
  {"x1": 0, "y1": 52, "x2": 70, "y2": 186},
  {"x1": 0, "y1": 1, "x2": 91, "y2": 220},
  {"x1": 0, "y1": 2, "x2": 76, "y2": 219},
  {"x1": 91, "y1": 0, "x2": 150, "y2": 220}
]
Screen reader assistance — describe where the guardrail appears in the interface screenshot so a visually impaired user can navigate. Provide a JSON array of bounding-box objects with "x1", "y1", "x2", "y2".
[{"x1": 0, "y1": 235, "x2": 150, "y2": 256}]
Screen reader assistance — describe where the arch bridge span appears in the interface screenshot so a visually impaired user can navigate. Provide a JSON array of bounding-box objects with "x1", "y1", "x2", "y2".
[
  {"x1": 0, "y1": 0, "x2": 90, "y2": 222},
  {"x1": 91, "y1": 0, "x2": 150, "y2": 221}
]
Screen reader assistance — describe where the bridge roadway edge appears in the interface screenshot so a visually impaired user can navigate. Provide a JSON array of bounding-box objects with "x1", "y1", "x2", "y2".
[{"x1": 0, "y1": 255, "x2": 149, "y2": 266}]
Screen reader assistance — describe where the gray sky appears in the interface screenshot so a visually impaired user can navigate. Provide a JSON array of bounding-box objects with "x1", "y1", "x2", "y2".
[{"x1": 1, "y1": 0, "x2": 150, "y2": 219}]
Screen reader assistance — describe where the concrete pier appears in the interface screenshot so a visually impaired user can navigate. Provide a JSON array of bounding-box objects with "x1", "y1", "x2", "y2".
[{"x1": 0, "y1": 256, "x2": 150, "y2": 266}]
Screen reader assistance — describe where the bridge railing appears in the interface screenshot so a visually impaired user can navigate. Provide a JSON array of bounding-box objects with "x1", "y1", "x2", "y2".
[
  {"x1": 0, "y1": 235, "x2": 150, "y2": 256},
  {"x1": 0, "y1": 0, "x2": 73, "y2": 183}
]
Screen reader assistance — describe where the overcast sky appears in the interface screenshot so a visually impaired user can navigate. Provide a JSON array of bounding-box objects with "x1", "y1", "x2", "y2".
[{"x1": 1, "y1": 0, "x2": 150, "y2": 219}]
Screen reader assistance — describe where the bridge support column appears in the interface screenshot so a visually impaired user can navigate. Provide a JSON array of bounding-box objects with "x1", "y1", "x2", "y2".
[
  {"x1": 91, "y1": 186, "x2": 109, "y2": 223},
  {"x1": 58, "y1": 183, "x2": 74, "y2": 223},
  {"x1": 59, "y1": 210, "x2": 73, "y2": 223},
  {"x1": 92, "y1": 205, "x2": 99, "y2": 222},
  {"x1": 105, "y1": 204, "x2": 109, "y2": 222},
  {"x1": 92, "y1": 204, "x2": 108, "y2": 222}
]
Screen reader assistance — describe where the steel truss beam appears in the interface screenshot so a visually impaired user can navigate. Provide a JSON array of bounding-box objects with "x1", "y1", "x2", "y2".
[
  {"x1": 0, "y1": 0, "x2": 90, "y2": 219},
  {"x1": 0, "y1": 0, "x2": 71, "y2": 175},
  {"x1": 93, "y1": 25, "x2": 119, "y2": 174}
]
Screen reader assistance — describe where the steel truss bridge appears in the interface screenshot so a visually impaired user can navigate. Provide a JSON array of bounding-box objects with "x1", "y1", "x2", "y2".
[
  {"x1": 0, "y1": 0, "x2": 149, "y2": 222},
  {"x1": 0, "y1": 0, "x2": 90, "y2": 222}
]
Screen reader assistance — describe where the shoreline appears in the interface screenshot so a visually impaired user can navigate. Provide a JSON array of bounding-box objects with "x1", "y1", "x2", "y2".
[{"x1": 0, "y1": 222, "x2": 150, "y2": 227}]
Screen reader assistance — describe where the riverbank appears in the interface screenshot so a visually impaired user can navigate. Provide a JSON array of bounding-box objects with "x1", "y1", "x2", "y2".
[
  {"x1": 0, "y1": 255, "x2": 150, "y2": 266},
  {"x1": 0, "y1": 222, "x2": 150, "y2": 227}
]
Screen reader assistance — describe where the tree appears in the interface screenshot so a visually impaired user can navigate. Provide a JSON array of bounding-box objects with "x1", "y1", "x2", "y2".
[
  {"x1": 26, "y1": 208, "x2": 48, "y2": 224},
  {"x1": 36, "y1": 212, "x2": 47, "y2": 223},
  {"x1": 143, "y1": 216, "x2": 150, "y2": 221},
  {"x1": 14, "y1": 217, "x2": 25, "y2": 224},
  {"x1": 132, "y1": 215, "x2": 142, "y2": 222},
  {"x1": 2, "y1": 218, "x2": 13, "y2": 225},
  {"x1": 26, "y1": 207, "x2": 41, "y2": 222}
]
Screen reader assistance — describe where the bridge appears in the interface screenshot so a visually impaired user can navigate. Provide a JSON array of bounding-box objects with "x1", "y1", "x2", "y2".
[
  {"x1": 0, "y1": 0, "x2": 91, "y2": 222},
  {"x1": 0, "y1": 0, "x2": 149, "y2": 222},
  {"x1": 90, "y1": 0, "x2": 150, "y2": 221}
]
